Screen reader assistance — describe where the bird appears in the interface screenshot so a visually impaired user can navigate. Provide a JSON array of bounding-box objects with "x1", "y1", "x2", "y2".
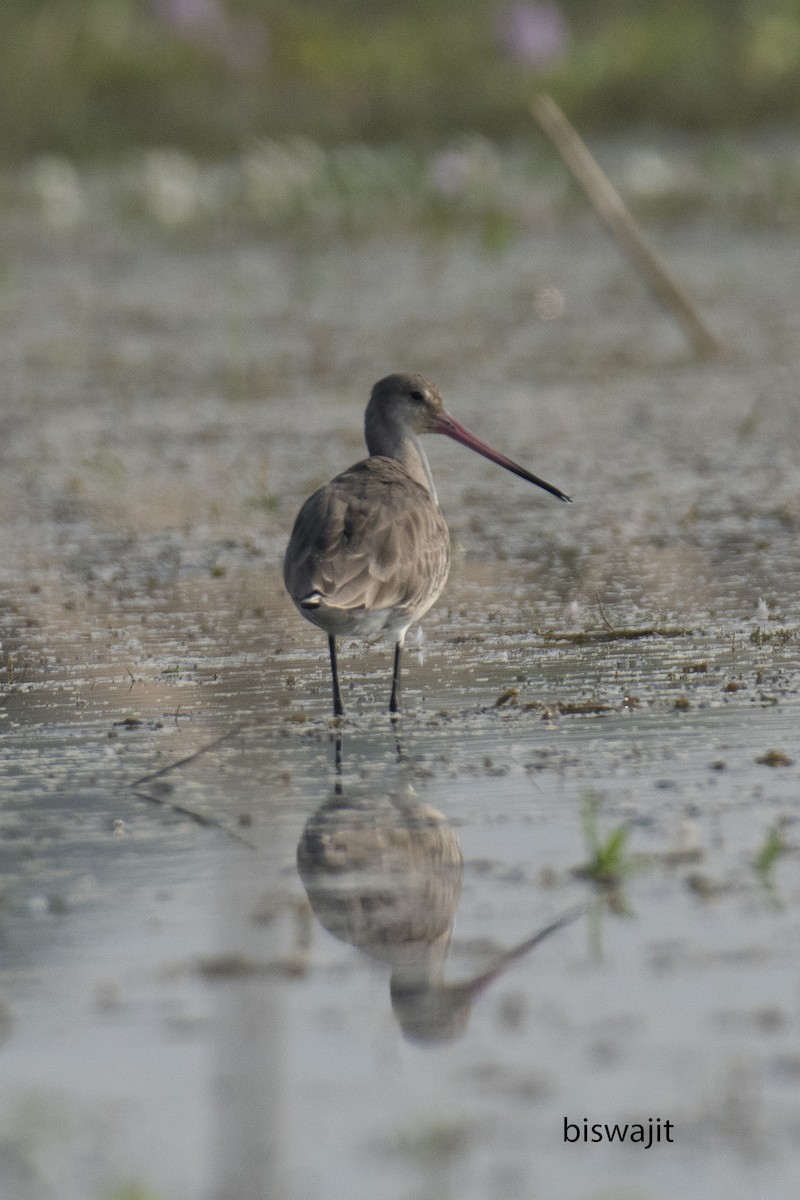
[{"x1": 283, "y1": 372, "x2": 569, "y2": 716}]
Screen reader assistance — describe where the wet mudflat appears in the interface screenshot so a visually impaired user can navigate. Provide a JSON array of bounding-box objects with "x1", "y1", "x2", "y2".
[{"x1": 1, "y1": 145, "x2": 800, "y2": 1199}]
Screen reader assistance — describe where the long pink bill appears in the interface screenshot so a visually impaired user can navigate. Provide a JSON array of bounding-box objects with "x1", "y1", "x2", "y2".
[
  {"x1": 436, "y1": 413, "x2": 571, "y2": 502},
  {"x1": 459, "y1": 905, "x2": 586, "y2": 998}
]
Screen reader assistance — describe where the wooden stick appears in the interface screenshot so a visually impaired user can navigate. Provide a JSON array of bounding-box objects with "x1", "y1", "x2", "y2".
[
  {"x1": 129, "y1": 720, "x2": 256, "y2": 848},
  {"x1": 530, "y1": 93, "x2": 722, "y2": 359},
  {"x1": 129, "y1": 720, "x2": 248, "y2": 789}
]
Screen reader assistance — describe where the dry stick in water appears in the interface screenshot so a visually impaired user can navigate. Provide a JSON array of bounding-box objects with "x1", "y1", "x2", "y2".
[
  {"x1": 130, "y1": 721, "x2": 248, "y2": 789},
  {"x1": 530, "y1": 93, "x2": 722, "y2": 360},
  {"x1": 130, "y1": 721, "x2": 255, "y2": 848}
]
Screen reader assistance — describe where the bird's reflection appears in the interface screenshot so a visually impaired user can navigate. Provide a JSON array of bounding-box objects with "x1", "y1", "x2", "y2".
[{"x1": 297, "y1": 734, "x2": 581, "y2": 1044}]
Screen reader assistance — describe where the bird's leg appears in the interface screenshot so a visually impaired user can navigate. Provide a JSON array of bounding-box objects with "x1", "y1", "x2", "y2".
[
  {"x1": 328, "y1": 635, "x2": 344, "y2": 717},
  {"x1": 392, "y1": 720, "x2": 407, "y2": 765},
  {"x1": 389, "y1": 641, "x2": 402, "y2": 715},
  {"x1": 333, "y1": 729, "x2": 343, "y2": 794}
]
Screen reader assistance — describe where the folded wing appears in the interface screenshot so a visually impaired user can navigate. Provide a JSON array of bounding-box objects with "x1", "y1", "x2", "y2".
[{"x1": 283, "y1": 457, "x2": 450, "y2": 619}]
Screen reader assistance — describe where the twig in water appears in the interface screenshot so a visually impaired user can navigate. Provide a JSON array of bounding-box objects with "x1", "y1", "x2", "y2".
[
  {"x1": 129, "y1": 720, "x2": 255, "y2": 848},
  {"x1": 129, "y1": 721, "x2": 248, "y2": 789},
  {"x1": 130, "y1": 787, "x2": 255, "y2": 849},
  {"x1": 594, "y1": 592, "x2": 616, "y2": 633},
  {"x1": 536, "y1": 625, "x2": 696, "y2": 644},
  {"x1": 530, "y1": 93, "x2": 722, "y2": 360}
]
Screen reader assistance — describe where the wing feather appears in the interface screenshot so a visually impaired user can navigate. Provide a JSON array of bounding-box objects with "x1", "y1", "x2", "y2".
[{"x1": 284, "y1": 458, "x2": 450, "y2": 619}]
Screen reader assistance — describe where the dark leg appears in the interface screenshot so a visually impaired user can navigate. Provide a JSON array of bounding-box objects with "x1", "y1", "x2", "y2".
[
  {"x1": 391, "y1": 720, "x2": 406, "y2": 764},
  {"x1": 389, "y1": 641, "x2": 402, "y2": 715},
  {"x1": 333, "y1": 729, "x2": 343, "y2": 794},
  {"x1": 328, "y1": 635, "x2": 344, "y2": 717}
]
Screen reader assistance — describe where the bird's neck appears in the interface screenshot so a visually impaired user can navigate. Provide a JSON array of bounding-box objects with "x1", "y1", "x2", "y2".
[
  {"x1": 366, "y1": 422, "x2": 438, "y2": 502},
  {"x1": 397, "y1": 432, "x2": 438, "y2": 501}
]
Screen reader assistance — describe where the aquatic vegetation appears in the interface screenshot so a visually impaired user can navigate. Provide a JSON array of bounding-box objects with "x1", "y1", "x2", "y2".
[
  {"x1": 388, "y1": 1116, "x2": 472, "y2": 1164},
  {"x1": 2, "y1": 2, "x2": 800, "y2": 159},
  {"x1": 574, "y1": 793, "x2": 634, "y2": 887},
  {"x1": 11, "y1": 133, "x2": 800, "y2": 244},
  {"x1": 104, "y1": 1184, "x2": 164, "y2": 1200},
  {"x1": 754, "y1": 826, "x2": 786, "y2": 881},
  {"x1": 756, "y1": 749, "x2": 795, "y2": 767}
]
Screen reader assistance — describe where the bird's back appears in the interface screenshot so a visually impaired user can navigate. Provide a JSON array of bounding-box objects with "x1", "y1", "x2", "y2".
[{"x1": 283, "y1": 456, "x2": 450, "y2": 638}]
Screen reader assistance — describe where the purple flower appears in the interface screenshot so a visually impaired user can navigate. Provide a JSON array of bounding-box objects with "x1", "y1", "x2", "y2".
[
  {"x1": 497, "y1": 3, "x2": 569, "y2": 66},
  {"x1": 152, "y1": 0, "x2": 224, "y2": 31},
  {"x1": 151, "y1": 0, "x2": 267, "y2": 71}
]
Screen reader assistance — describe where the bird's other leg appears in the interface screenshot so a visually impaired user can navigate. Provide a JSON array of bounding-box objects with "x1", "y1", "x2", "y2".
[
  {"x1": 333, "y1": 728, "x2": 343, "y2": 794},
  {"x1": 391, "y1": 719, "x2": 407, "y2": 765},
  {"x1": 328, "y1": 635, "x2": 345, "y2": 718},
  {"x1": 389, "y1": 640, "x2": 402, "y2": 715}
]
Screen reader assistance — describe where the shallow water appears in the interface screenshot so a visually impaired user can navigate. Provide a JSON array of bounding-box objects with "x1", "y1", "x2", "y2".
[{"x1": 1, "y1": 157, "x2": 800, "y2": 1199}]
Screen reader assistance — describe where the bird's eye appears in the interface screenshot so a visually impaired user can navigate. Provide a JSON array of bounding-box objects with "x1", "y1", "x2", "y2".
[{"x1": 409, "y1": 389, "x2": 425, "y2": 403}]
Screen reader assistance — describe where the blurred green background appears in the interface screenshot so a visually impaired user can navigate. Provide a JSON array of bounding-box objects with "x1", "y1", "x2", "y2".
[{"x1": 2, "y1": 0, "x2": 800, "y2": 160}]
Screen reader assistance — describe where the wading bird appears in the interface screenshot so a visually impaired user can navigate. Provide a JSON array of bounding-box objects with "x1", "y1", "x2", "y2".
[{"x1": 283, "y1": 373, "x2": 569, "y2": 716}]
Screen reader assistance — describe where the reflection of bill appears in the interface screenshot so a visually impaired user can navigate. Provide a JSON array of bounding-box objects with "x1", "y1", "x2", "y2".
[{"x1": 298, "y1": 783, "x2": 582, "y2": 1044}]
